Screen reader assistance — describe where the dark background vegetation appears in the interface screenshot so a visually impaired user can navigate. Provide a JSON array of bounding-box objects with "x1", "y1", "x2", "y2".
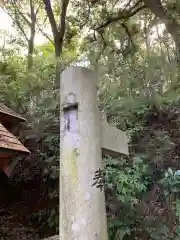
[{"x1": 1, "y1": 0, "x2": 180, "y2": 239}]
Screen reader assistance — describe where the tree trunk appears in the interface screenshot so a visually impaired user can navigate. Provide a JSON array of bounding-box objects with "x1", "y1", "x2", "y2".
[
  {"x1": 27, "y1": 0, "x2": 36, "y2": 70},
  {"x1": 54, "y1": 38, "x2": 61, "y2": 88},
  {"x1": 27, "y1": 35, "x2": 35, "y2": 70},
  {"x1": 43, "y1": 0, "x2": 70, "y2": 87}
]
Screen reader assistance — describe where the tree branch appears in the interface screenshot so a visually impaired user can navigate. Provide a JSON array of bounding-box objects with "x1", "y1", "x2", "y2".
[
  {"x1": 121, "y1": 22, "x2": 134, "y2": 46},
  {"x1": 123, "y1": 0, "x2": 133, "y2": 10},
  {"x1": 142, "y1": 0, "x2": 180, "y2": 61},
  {"x1": 58, "y1": 0, "x2": 70, "y2": 52},
  {"x1": 43, "y1": 0, "x2": 70, "y2": 56},
  {"x1": 95, "y1": 30, "x2": 107, "y2": 64},
  {"x1": 30, "y1": 0, "x2": 36, "y2": 24},
  {"x1": 121, "y1": 22, "x2": 137, "y2": 55},
  {"x1": 80, "y1": 2, "x2": 91, "y2": 29},
  {"x1": 25, "y1": 0, "x2": 37, "y2": 69},
  {"x1": 43, "y1": 0, "x2": 59, "y2": 43},
  {"x1": 11, "y1": 0, "x2": 31, "y2": 27},
  {"x1": 0, "y1": 4, "x2": 29, "y2": 42},
  {"x1": 36, "y1": 21, "x2": 54, "y2": 45},
  {"x1": 43, "y1": 14, "x2": 48, "y2": 25},
  {"x1": 127, "y1": 0, "x2": 142, "y2": 10},
  {"x1": 95, "y1": 4, "x2": 147, "y2": 30},
  {"x1": 35, "y1": 3, "x2": 41, "y2": 16}
]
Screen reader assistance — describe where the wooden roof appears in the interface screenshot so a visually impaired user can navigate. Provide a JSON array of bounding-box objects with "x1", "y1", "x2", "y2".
[
  {"x1": 0, "y1": 103, "x2": 26, "y2": 122},
  {"x1": 0, "y1": 123, "x2": 30, "y2": 154}
]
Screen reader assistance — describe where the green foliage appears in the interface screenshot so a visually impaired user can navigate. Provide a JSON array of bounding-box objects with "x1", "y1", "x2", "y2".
[
  {"x1": 160, "y1": 168, "x2": 180, "y2": 196},
  {"x1": 103, "y1": 155, "x2": 150, "y2": 239},
  {"x1": 104, "y1": 155, "x2": 148, "y2": 204},
  {"x1": 1, "y1": 0, "x2": 180, "y2": 239},
  {"x1": 30, "y1": 205, "x2": 59, "y2": 233}
]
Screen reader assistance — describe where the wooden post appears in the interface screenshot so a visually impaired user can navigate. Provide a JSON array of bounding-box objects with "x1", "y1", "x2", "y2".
[{"x1": 60, "y1": 67, "x2": 129, "y2": 240}]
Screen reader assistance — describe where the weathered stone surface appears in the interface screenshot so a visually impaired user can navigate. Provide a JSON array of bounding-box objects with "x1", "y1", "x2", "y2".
[
  {"x1": 60, "y1": 67, "x2": 108, "y2": 240},
  {"x1": 43, "y1": 236, "x2": 59, "y2": 240},
  {"x1": 60, "y1": 66, "x2": 129, "y2": 240},
  {"x1": 101, "y1": 122, "x2": 129, "y2": 156}
]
